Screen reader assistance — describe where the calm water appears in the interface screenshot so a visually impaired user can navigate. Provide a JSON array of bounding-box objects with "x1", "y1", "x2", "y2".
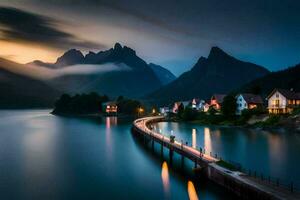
[
  {"x1": 0, "y1": 110, "x2": 233, "y2": 200},
  {"x1": 154, "y1": 122, "x2": 300, "y2": 188}
]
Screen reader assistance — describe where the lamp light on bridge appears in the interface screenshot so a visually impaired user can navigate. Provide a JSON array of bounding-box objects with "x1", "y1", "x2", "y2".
[{"x1": 152, "y1": 108, "x2": 156, "y2": 114}]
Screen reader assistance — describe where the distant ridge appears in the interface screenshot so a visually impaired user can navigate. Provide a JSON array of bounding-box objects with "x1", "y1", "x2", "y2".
[
  {"x1": 0, "y1": 58, "x2": 60, "y2": 108},
  {"x1": 149, "y1": 63, "x2": 176, "y2": 85},
  {"x1": 147, "y1": 46, "x2": 270, "y2": 103},
  {"x1": 30, "y1": 43, "x2": 164, "y2": 98},
  {"x1": 237, "y1": 63, "x2": 300, "y2": 96}
]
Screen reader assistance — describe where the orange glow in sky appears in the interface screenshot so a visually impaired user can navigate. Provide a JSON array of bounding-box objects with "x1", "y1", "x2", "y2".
[{"x1": 0, "y1": 41, "x2": 61, "y2": 64}]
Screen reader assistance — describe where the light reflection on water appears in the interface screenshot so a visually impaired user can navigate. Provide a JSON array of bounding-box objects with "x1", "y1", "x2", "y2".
[
  {"x1": 187, "y1": 181, "x2": 199, "y2": 200},
  {"x1": 105, "y1": 117, "x2": 118, "y2": 158},
  {"x1": 0, "y1": 110, "x2": 236, "y2": 200},
  {"x1": 154, "y1": 122, "x2": 300, "y2": 187},
  {"x1": 192, "y1": 129, "x2": 196, "y2": 149},
  {"x1": 204, "y1": 127, "x2": 212, "y2": 155},
  {"x1": 161, "y1": 161, "x2": 170, "y2": 195}
]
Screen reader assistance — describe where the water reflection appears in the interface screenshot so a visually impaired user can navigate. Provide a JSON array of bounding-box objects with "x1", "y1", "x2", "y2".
[
  {"x1": 106, "y1": 117, "x2": 118, "y2": 128},
  {"x1": 204, "y1": 127, "x2": 212, "y2": 155},
  {"x1": 105, "y1": 117, "x2": 117, "y2": 159},
  {"x1": 192, "y1": 129, "x2": 197, "y2": 149},
  {"x1": 154, "y1": 121, "x2": 300, "y2": 188},
  {"x1": 187, "y1": 181, "x2": 199, "y2": 200},
  {"x1": 161, "y1": 161, "x2": 170, "y2": 195}
]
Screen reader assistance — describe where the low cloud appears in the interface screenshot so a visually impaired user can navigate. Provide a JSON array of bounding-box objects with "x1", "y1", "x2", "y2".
[
  {"x1": 52, "y1": 63, "x2": 132, "y2": 77},
  {"x1": 0, "y1": 6, "x2": 105, "y2": 50}
]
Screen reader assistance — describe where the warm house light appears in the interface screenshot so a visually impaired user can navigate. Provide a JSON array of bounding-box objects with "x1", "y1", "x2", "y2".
[
  {"x1": 248, "y1": 104, "x2": 257, "y2": 109},
  {"x1": 104, "y1": 102, "x2": 118, "y2": 114}
]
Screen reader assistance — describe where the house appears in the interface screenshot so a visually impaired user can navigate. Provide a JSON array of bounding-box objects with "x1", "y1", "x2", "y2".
[
  {"x1": 103, "y1": 101, "x2": 118, "y2": 115},
  {"x1": 267, "y1": 89, "x2": 300, "y2": 114},
  {"x1": 203, "y1": 103, "x2": 210, "y2": 112},
  {"x1": 191, "y1": 98, "x2": 207, "y2": 111},
  {"x1": 172, "y1": 102, "x2": 182, "y2": 113},
  {"x1": 210, "y1": 94, "x2": 226, "y2": 110},
  {"x1": 159, "y1": 106, "x2": 170, "y2": 116},
  {"x1": 172, "y1": 101, "x2": 190, "y2": 113},
  {"x1": 236, "y1": 93, "x2": 263, "y2": 115},
  {"x1": 182, "y1": 101, "x2": 190, "y2": 108}
]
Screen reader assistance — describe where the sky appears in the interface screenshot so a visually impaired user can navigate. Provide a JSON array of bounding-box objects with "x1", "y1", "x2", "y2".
[{"x1": 0, "y1": 0, "x2": 299, "y2": 76}]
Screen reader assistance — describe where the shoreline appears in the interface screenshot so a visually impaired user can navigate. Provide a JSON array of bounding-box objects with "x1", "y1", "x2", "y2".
[
  {"x1": 51, "y1": 111, "x2": 137, "y2": 120},
  {"x1": 163, "y1": 117, "x2": 300, "y2": 133}
]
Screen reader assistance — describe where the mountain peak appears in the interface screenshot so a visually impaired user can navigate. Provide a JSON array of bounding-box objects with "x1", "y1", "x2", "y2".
[
  {"x1": 114, "y1": 42, "x2": 122, "y2": 51},
  {"x1": 208, "y1": 46, "x2": 230, "y2": 59},
  {"x1": 55, "y1": 49, "x2": 84, "y2": 67}
]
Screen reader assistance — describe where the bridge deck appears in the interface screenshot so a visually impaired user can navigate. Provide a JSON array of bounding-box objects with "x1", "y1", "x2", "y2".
[{"x1": 134, "y1": 117, "x2": 218, "y2": 165}]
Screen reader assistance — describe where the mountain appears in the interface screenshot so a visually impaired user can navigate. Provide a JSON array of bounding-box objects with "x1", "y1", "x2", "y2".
[
  {"x1": 29, "y1": 49, "x2": 85, "y2": 69},
  {"x1": 147, "y1": 47, "x2": 270, "y2": 103},
  {"x1": 55, "y1": 49, "x2": 85, "y2": 67},
  {"x1": 237, "y1": 63, "x2": 300, "y2": 96},
  {"x1": 42, "y1": 43, "x2": 162, "y2": 97},
  {"x1": 0, "y1": 58, "x2": 60, "y2": 108},
  {"x1": 149, "y1": 63, "x2": 176, "y2": 85},
  {"x1": 29, "y1": 60, "x2": 55, "y2": 69}
]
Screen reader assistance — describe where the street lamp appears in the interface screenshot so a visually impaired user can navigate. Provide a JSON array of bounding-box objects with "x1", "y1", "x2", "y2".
[
  {"x1": 138, "y1": 107, "x2": 144, "y2": 117},
  {"x1": 152, "y1": 108, "x2": 156, "y2": 115}
]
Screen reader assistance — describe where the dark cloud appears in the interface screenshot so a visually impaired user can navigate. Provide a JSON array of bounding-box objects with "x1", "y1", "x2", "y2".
[{"x1": 0, "y1": 6, "x2": 105, "y2": 50}]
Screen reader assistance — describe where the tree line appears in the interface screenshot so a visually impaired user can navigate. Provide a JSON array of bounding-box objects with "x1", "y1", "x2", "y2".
[{"x1": 52, "y1": 92, "x2": 142, "y2": 115}]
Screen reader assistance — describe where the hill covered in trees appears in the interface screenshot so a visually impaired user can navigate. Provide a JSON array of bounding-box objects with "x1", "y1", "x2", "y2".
[{"x1": 238, "y1": 63, "x2": 300, "y2": 96}]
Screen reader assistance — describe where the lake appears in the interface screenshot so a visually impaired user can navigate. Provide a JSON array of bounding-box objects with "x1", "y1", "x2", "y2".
[
  {"x1": 0, "y1": 110, "x2": 234, "y2": 200},
  {"x1": 153, "y1": 121, "x2": 300, "y2": 189}
]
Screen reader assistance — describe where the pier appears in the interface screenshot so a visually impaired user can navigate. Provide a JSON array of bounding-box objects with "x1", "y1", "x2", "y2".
[{"x1": 132, "y1": 116, "x2": 300, "y2": 200}]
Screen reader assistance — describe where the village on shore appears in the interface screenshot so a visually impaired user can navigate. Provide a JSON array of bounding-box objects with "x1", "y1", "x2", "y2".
[
  {"x1": 153, "y1": 88, "x2": 300, "y2": 129},
  {"x1": 159, "y1": 88, "x2": 300, "y2": 115}
]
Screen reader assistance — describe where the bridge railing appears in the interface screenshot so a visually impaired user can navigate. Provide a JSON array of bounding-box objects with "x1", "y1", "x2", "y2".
[
  {"x1": 134, "y1": 117, "x2": 300, "y2": 193},
  {"x1": 239, "y1": 166, "x2": 300, "y2": 193},
  {"x1": 186, "y1": 144, "x2": 300, "y2": 193}
]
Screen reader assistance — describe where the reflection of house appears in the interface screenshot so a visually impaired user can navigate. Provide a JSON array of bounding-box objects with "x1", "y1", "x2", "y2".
[
  {"x1": 236, "y1": 94, "x2": 263, "y2": 115},
  {"x1": 103, "y1": 102, "x2": 118, "y2": 115},
  {"x1": 267, "y1": 89, "x2": 300, "y2": 114},
  {"x1": 210, "y1": 94, "x2": 226, "y2": 110}
]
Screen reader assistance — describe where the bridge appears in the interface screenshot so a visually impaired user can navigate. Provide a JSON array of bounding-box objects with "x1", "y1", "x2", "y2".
[{"x1": 132, "y1": 116, "x2": 300, "y2": 200}]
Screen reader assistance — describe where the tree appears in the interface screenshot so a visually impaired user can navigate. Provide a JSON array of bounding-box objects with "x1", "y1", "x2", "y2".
[
  {"x1": 208, "y1": 106, "x2": 218, "y2": 115},
  {"x1": 177, "y1": 103, "x2": 184, "y2": 117},
  {"x1": 52, "y1": 92, "x2": 109, "y2": 115},
  {"x1": 221, "y1": 95, "x2": 237, "y2": 117},
  {"x1": 181, "y1": 107, "x2": 198, "y2": 121},
  {"x1": 116, "y1": 97, "x2": 142, "y2": 115}
]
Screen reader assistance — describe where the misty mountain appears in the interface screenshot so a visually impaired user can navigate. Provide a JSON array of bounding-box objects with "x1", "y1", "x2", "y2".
[
  {"x1": 147, "y1": 47, "x2": 270, "y2": 103},
  {"x1": 149, "y1": 63, "x2": 176, "y2": 85},
  {"x1": 0, "y1": 58, "x2": 60, "y2": 108},
  {"x1": 237, "y1": 63, "x2": 300, "y2": 96},
  {"x1": 42, "y1": 43, "x2": 162, "y2": 97}
]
